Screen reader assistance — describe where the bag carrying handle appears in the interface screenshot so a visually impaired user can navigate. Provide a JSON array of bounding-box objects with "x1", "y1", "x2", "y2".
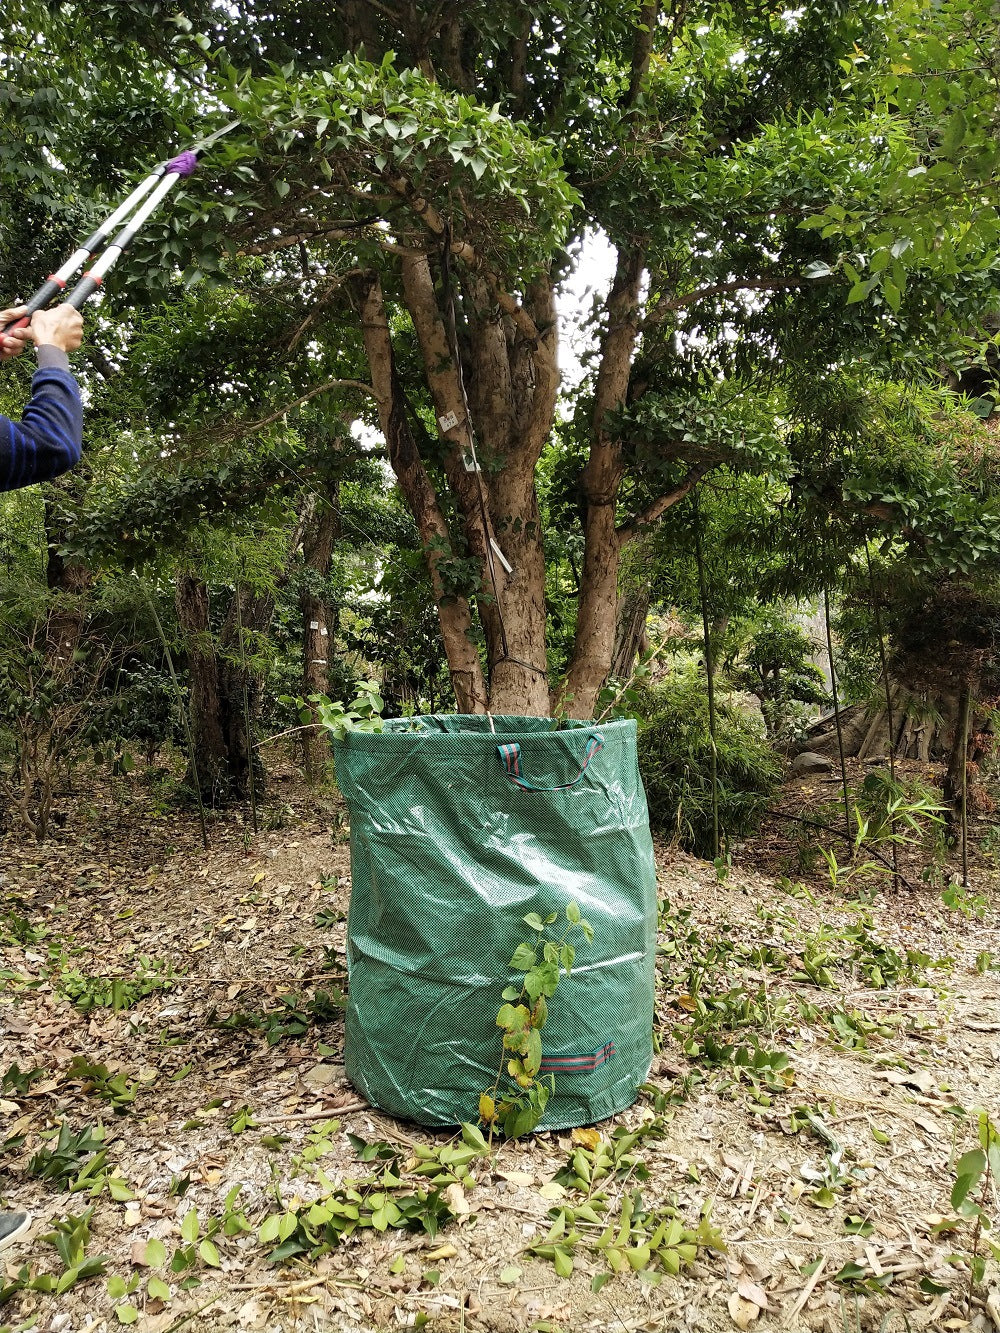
[{"x1": 497, "y1": 735, "x2": 604, "y2": 792}]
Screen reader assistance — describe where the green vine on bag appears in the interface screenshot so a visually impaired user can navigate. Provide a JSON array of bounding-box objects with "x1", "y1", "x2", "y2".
[{"x1": 479, "y1": 903, "x2": 592, "y2": 1141}]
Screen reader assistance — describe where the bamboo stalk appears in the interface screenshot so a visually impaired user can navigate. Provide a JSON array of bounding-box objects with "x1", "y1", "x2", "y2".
[
  {"x1": 693, "y1": 496, "x2": 720, "y2": 861},
  {"x1": 144, "y1": 584, "x2": 209, "y2": 851},
  {"x1": 864, "y1": 544, "x2": 900, "y2": 891},
  {"x1": 823, "y1": 585, "x2": 852, "y2": 849},
  {"x1": 959, "y1": 684, "x2": 971, "y2": 888}
]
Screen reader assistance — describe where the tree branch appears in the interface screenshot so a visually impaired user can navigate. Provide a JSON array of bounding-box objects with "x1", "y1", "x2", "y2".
[
  {"x1": 643, "y1": 275, "x2": 820, "y2": 329},
  {"x1": 380, "y1": 168, "x2": 554, "y2": 362},
  {"x1": 241, "y1": 221, "x2": 379, "y2": 256},
  {"x1": 207, "y1": 379, "x2": 376, "y2": 443},
  {"x1": 623, "y1": 3, "x2": 659, "y2": 110},
  {"x1": 617, "y1": 464, "x2": 709, "y2": 542}
]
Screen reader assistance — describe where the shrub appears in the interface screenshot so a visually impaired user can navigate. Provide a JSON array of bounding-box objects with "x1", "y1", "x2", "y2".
[{"x1": 637, "y1": 668, "x2": 783, "y2": 857}]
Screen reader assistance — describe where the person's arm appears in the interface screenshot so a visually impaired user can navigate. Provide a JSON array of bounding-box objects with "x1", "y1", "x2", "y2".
[{"x1": 0, "y1": 306, "x2": 84, "y2": 492}]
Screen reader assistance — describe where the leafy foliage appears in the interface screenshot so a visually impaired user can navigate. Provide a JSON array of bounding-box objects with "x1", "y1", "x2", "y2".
[{"x1": 637, "y1": 669, "x2": 782, "y2": 856}]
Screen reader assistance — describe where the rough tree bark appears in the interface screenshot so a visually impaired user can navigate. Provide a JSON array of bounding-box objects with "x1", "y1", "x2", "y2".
[
  {"x1": 563, "y1": 247, "x2": 646, "y2": 716},
  {"x1": 355, "y1": 270, "x2": 488, "y2": 713}
]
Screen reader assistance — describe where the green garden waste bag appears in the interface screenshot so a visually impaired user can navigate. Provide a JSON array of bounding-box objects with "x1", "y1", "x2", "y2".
[{"x1": 333, "y1": 715, "x2": 657, "y2": 1129}]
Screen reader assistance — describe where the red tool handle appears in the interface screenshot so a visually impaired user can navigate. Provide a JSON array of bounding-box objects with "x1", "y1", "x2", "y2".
[{"x1": 0, "y1": 277, "x2": 67, "y2": 337}]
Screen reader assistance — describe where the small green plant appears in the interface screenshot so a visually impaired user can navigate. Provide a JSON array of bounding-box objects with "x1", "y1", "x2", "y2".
[
  {"x1": 0, "y1": 906, "x2": 46, "y2": 947},
  {"x1": 949, "y1": 1111, "x2": 1000, "y2": 1311},
  {"x1": 230, "y1": 1106, "x2": 258, "y2": 1135},
  {"x1": 27, "y1": 1122, "x2": 106, "y2": 1186},
  {"x1": 56, "y1": 958, "x2": 180, "y2": 1012},
  {"x1": 940, "y1": 879, "x2": 989, "y2": 920},
  {"x1": 529, "y1": 1124, "x2": 725, "y2": 1281},
  {"x1": 281, "y1": 680, "x2": 385, "y2": 744},
  {"x1": 1, "y1": 1062, "x2": 47, "y2": 1095},
  {"x1": 820, "y1": 786, "x2": 945, "y2": 894},
  {"x1": 0, "y1": 1209, "x2": 109, "y2": 1307},
  {"x1": 479, "y1": 904, "x2": 592, "y2": 1140},
  {"x1": 64, "y1": 1057, "x2": 140, "y2": 1113},
  {"x1": 256, "y1": 1129, "x2": 487, "y2": 1264},
  {"x1": 219, "y1": 987, "x2": 346, "y2": 1044}
]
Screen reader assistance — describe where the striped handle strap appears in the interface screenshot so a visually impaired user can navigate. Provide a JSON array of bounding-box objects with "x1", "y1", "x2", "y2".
[{"x1": 497, "y1": 735, "x2": 604, "y2": 792}]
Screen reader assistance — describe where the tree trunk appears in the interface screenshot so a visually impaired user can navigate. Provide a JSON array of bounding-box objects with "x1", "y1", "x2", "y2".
[
  {"x1": 355, "y1": 270, "x2": 488, "y2": 713},
  {"x1": 44, "y1": 492, "x2": 93, "y2": 667},
  {"x1": 300, "y1": 488, "x2": 341, "y2": 778},
  {"x1": 563, "y1": 247, "x2": 645, "y2": 716},
  {"x1": 610, "y1": 539, "x2": 652, "y2": 682},
  {"x1": 943, "y1": 682, "x2": 974, "y2": 826},
  {"x1": 175, "y1": 570, "x2": 229, "y2": 800},
  {"x1": 217, "y1": 582, "x2": 277, "y2": 798}
]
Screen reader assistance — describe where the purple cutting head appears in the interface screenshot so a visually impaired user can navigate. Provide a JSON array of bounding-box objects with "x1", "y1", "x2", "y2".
[{"x1": 166, "y1": 150, "x2": 199, "y2": 178}]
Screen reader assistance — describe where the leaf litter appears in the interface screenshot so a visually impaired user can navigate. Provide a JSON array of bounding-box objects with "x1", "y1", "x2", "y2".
[{"x1": 0, "y1": 766, "x2": 998, "y2": 1332}]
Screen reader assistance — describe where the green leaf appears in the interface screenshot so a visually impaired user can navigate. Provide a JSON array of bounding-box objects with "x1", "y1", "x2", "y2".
[
  {"x1": 941, "y1": 109, "x2": 967, "y2": 156},
  {"x1": 108, "y1": 1275, "x2": 128, "y2": 1300},
  {"x1": 198, "y1": 1239, "x2": 221, "y2": 1268},
  {"x1": 180, "y1": 1209, "x2": 199, "y2": 1244},
  {"x1": 952, "y1": 1149, "x2": 985, "y2": 1209},
  {"x1": 148, "y1": 1275, "x2": 171, "y2": 1301},
  {"x1": 144, "y1": 1237, "x2": 167, "y2": 1269},
  {"x1": 553, "y1": 1244, "x2": 574, "y2": 1278},
  {"x1": 115, "y1": 1306, "x2": 139, "y2": 1325},
  {"x1": 509, "y1": 943, "x2": 537, "y2": 971},
  {"x1": 523, "y1": 913, "x2": 545, "y2": 931},
  {"x1": 460, "y1": 1122, "x2": 489, "y2": 1154},
  {"x1": 565, "y1": 902, "x2": 581, "y2": 924}
]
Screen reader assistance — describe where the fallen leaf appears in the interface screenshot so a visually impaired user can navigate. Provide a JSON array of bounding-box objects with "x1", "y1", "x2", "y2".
[
  {"x1": 737, "y1": 1277, "x2": 769, "y2": 1310},
  {"x1": 728, "y1": 1292, "x2": 761, "y2": 1329},
  {"x1": 425, "y1": 1244, "x2": 457, "y2": 1261},
  {"x1": 571, "y1": 1128, "x2": 601, "y2": 1151},
  {"x1": 538, "y1": 1181, "x2": 566, "y2": 1201},
  {"x1": 442, "y1": 1183, "x2": 470, "y2": 1217},
  {"x1": 497, "y1": 1170, "x2": 534, "y2": 1187}
]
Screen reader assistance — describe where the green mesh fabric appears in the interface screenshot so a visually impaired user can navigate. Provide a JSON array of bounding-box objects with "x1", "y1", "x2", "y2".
[{"x1": 333, "y1": 716, "x2": 657, "y2": 1130}]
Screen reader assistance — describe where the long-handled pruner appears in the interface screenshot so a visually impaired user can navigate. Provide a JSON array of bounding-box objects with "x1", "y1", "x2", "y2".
[{"x1": 2, "y1": 119, "x2": 240, "y2": 333}]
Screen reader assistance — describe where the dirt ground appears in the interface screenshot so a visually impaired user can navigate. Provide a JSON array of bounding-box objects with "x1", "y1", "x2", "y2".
[{"x1": 2, "y1": 761, "x2": 1000, "y2": 1333}]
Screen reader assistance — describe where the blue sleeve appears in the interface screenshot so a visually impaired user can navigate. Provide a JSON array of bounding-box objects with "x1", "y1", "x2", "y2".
[{"x1": 0, "y1": 367, "x2": 84, "y2": 492}]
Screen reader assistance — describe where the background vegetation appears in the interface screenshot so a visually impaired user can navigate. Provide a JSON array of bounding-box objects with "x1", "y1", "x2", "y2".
[{"x1": 1, "y1": 0, "x2": 999, "y2": 852}]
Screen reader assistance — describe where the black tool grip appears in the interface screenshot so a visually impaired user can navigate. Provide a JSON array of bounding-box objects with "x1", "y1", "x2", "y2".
[
  {"x1": 0, "y1": 275, "x2": 69, "y2": 336},
  {"x1": 65, "y1": 275, "x2": 102, "y2": 310}
]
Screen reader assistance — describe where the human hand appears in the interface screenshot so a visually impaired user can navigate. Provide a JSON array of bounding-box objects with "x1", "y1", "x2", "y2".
[
  {"x1": 30, "y1": 305, "x2": 84, "y2": 354},
  {"x1": 0, "y1": 306, "x2": 32, "y2": 361}
]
